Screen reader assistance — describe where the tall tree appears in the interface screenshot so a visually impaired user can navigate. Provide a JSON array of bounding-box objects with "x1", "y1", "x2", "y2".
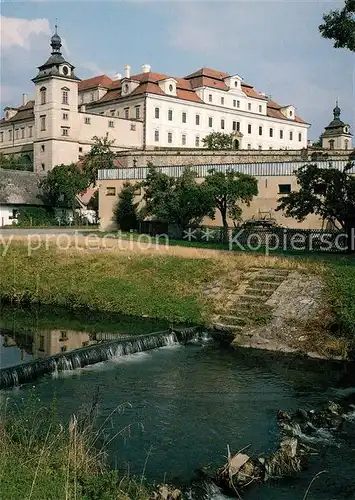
[
  {"x1": 113, "y1": 182, "x2": 139, "y2": 231},
  {"x1": 140, "y1": 164, "x2": 214, "y2": 228},
  {"x1": 40, "y1": 163, "x2": 89, "y2": 212},
  {"x1": 319, "y1": 0, "x2": 355, "y2": 51},
  {"x1": 202, "y1": 132, "x2": 234, "y2": 150},
  {"x1": 277, "y1": 163, "x2": 355, "y2": 246},
  {"x1": 203, "y1": 169, "x2": 258, "y2": 236},
  {"x1": 82, "y1": 134, "x2": 116, "y2": 185}
]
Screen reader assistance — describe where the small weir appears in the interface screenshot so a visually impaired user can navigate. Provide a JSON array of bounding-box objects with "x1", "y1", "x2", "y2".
[{"x1": 0, "y1": 327, "x2": 203, "y2": 390}]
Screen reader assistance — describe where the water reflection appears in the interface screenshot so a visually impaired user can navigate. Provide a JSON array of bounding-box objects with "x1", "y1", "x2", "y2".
[{"x1": 0, "y1": 305, "x2": 170, "y2": 368}]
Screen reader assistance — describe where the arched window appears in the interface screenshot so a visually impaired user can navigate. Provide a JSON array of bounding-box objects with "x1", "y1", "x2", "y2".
[
  {"x1": 344, "y1": 140, "x2": 349, "y2": 150},
  {"x1": 329, "y1": 139, "x2": 335, "y2": 150},
  {"x1": 61, "y1": 87, "x2": 69, "y2": 105},
  {"x1": 40, "y1": 87, "x2": 46, "y2": 105}
]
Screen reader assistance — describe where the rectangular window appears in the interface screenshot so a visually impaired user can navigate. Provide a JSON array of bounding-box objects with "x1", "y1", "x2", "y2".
[
  {"x1": 154, "y1": 130, "x2": 159, "y2": 142},
  {"x1": 40, "y1": 89, "x2": 46, "y2": 105},
  {"x1": 15, "y1": 129, "x2": 19, "y2": 140},
  {"x1": 61, "y1": 127, "x2": 69, "y2": 136},
  {"x1": 62, "y1": 90, "x2": 68, "y2": 105},
  {"x1": 28, "y1": 126, "x2": 33, "y2": 138},
  {"x1": 182, "y1": 112, "x2": 187, "y2": 123},
  {"x1": 290, "y1": 131, "x2": 293, "y2": 140},
  {"x1": 130, "y1": 123, "x2": 136, "y2": 131},
  {"x1": 221, "y1": 97, "x2": 224, "y2": 105},
  {"x1": 195, "y1": 114, "x2": 200, "y2": 125},
  {"x1": 280, "y1": 130, "x2": 284, "y2": 139},
  {"x1": 298, "y1": 132, "x2": 302, "y2": 142},
  {"x1": 21, "y1": 128, "x2": 25, "y2": 139},
  {"x1": 208, "y1": 94, "x2": 212, "y2": 103},
  {"x1": 259, "y1": 126, "x2": 263, "y2": 136},
  {"x1": 155, "y1": 107, "x2": 160, "y2": 119},
  {"x1": 135, "y1": 106, "x2": 141, "y2": 119},
  {"x1": 41, "y1": 145, "x2": 45, "y2": 153},
  {"x1": 237, "y1": 100, "x2": 240, "y2": 108},
  {"x1": 247, "y1": 144, "x2": 251, "y2": 150},
  {"x1": 110, "y1": 109, "x2": 115, "y2": 116},
  {"x1": 248, "y1": 103, "x2": 251, "y2": 111},
  {"x1": 124, "y1": 108, "x2": 129, "y2": 119},
  {"x1": 258, "y1": 145, "x2": 262, "y2": 151},
  {"x1": 79, "y1": 147, "x2": 83, "y2": 153},
  {"x1": 248, "y1": 124, "x2": 252, "y2": 134},
  {"x1": 90, "y1": 92, "x2": 95, "y2": 102},
  {"x1": 108, "y1": 120, "x2": 114, "y2": 128},
  {"x1": 168, "y1": 109, "x2": 173, "y2": 121},
  {"x1": 168, "y1": 132, "x2": 172, "y2": 144},
  {"x1": 85, "y1": 117, "x2": 91, "y2": 124},
  {"x1": 9, "y1": 130, "x2": 12, "y2": 141},
  {"x1": 209, "y1": 117, "x2": 213, "y2": 127},
  {"x1": 232, "y1": 121, "x2": 237, "y2": 131},
  {"x1": 236, "y1": 121, "x2": 240, "y2": 132},
  {"x1": 182, "y1": 134, "x2": 186, "y2": 146},
  {"x1": 0, "y1": 132, "x2": 3, "y2": 142},
  {"x1": 221, "y1": 119, "x2": 225, "y2": 130},
  {"x1": 195, "y1": 136, "x2": 200, "y2": 147},
  {"x1": 279, "y1": 184, "x2": 291, "y2": 195},
  {"x1": 40, "y1": 116, "x2": 46, "y2": 131},
  {"x1": 233, "y1": 100, "x2": 236, "y2": 107},
  {"x1": 41, "y1": 163, "x2": 45, "y2": 171},
  {"x1": 269, "y1": 128, "x2": 273, "y2": 137},
  {"x1": 63, "y1": 113, "x2": 68, "y2": 120},
  {"x1": 106, "y1": 187, "x2": 116, "y2": 196},
  {"x1": 259, "y1": 105, "x2": 262, "y2": 113}
]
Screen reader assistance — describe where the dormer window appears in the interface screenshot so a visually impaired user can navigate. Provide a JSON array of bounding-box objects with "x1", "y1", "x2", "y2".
[
  {"x1": 62, "y1": 66, "x2": 69, "y2": 76},
  {"x1": 289, "y1": 110, "x2": 293, "y2": 117},
  {"x1": 234, "y1": 81, "x2": 238, "y2": 87},
  {"x1": 40, "y1": 87, "x2": 46, "y2": 105},
  {"x1": 169, "y1": 84, "x2": 173, "y2": 92}
]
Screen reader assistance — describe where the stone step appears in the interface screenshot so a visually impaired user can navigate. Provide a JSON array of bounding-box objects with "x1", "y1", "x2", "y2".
[
  {"x1": 218, "y1": 315, "x2": 247, "y2": 327},
  {"x1": 244, "y1": 287, "x2": 273, "y2": 297},
  {"x1": 236, "y1": 294, "x2": 265, "y2": 304},
  {"x1": 213, "y1": 323, "x2": 244, "y2": 333},
  {"x1": 249, "y1": 280, "x2": 282, "y2": 288}
]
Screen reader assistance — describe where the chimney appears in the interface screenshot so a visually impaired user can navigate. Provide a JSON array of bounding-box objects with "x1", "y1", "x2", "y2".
[
  {"x1": 22, "y1": 93, "x2": 28, "y2": 106},
  {"x1": 124, "y1": 65, "x2": 131, "y2": 79},
  {"x1": 113, "y1": 72, "x2": 122, "y2": 81},
  {"x1": 141, "y1": 64, "x2": 151, "y2": 74}
]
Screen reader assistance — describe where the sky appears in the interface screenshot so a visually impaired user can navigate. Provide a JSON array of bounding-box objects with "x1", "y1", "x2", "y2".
[{"x1": 0, "y1": 0, "x2": 354, "y2": 140}]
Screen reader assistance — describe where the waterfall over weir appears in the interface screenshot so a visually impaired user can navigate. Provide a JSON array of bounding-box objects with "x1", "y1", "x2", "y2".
[{"x1": 0, "y1": 327, "x2": 202, "y2": 390}]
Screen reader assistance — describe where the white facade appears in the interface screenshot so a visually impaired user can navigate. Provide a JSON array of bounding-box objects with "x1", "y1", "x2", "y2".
[{"x1": 0, "y1": 29, "x2": 315, "y2": 173}]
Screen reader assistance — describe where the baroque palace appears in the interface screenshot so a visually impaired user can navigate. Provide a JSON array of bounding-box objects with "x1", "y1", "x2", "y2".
[{"x1": 0, "y1": 28, "x2": 318, "y2": 173}]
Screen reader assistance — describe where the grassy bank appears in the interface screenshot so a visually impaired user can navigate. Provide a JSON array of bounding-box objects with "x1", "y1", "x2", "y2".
[
  {"x1": 0, "y1": 240, "x2": 315, "y2": 325},
  {"x1": 0, "y1": 391, "x2": 151, "y2": 500},
  {"x1": 325, "y1": 263, "x2": 355, "y2": 339}
]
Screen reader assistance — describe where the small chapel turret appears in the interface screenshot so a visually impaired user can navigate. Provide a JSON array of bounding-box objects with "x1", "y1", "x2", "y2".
[{"x1": 321, "y1": 101, "x2": 352, "y2": 150}]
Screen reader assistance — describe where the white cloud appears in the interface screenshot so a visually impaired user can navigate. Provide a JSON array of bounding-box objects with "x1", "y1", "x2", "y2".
[{"x1": 0, "y1": 16, "x2": 51, "y2": 50}]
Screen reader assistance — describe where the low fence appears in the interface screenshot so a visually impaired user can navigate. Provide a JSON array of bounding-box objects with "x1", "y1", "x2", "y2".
[{"x1": 137, "y1": 221, "x2": 349, "y2": 253}]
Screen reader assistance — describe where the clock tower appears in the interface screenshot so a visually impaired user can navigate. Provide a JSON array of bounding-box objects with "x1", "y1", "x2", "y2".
[{"x1": 32, "y1": 26, "x2": 81, "y2": 172}]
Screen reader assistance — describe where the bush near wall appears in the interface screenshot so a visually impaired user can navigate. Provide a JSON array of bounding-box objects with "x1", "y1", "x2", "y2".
[{"x1": 16, "y1": 206, "x2": 55, "y2": 227}]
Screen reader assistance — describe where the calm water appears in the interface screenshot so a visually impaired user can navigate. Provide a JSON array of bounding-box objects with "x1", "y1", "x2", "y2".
[{"x1": 1, "y1": 307, "x2": 355, "y2": 499}]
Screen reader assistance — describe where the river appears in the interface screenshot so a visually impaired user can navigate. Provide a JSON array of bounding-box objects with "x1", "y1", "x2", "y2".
[{"x1": 1, "y1": 306, "x2": 355, "y2": 499}]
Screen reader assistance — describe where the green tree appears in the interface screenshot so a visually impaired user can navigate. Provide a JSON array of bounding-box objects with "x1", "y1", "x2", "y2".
[
  {"x1": 113, "y1": 182, "x2": 139, "y2": 231},
  {"x1": 140, "y1": 164, "x2": 213, "y2": 227},
  {"x1": 202, "y1": 132, "x2": 234, "y2": 150},
  {"x1": 40, "y1": 163, "x2": 89, "y2": 212},
  {"x1": 87, "y1": 191, "x2": 99, "y2": 222},
  {"x1": 0, "y1": 153, "x2": 33, "y2": 171},
  {"x1": 203, "y1": 169, "x2": 258, "y2": 236},
  {"x1": 319, "y1": 0, "x2": 355, "y2": 51},
  {"x1": 82, "y1": 134, "x2": 116, "y2": 185},
  {"x1": 276, "y1": 163, "x2": 355, "y2": 245}
]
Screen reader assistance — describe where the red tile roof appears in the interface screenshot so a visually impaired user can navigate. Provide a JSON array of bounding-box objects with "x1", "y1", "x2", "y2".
[
  {"x1": 78, "y1": 75, "x2": 113, "y2": 92},
  {"x1": 60, "y1": 66, "x2": 307, "y2": 124}
]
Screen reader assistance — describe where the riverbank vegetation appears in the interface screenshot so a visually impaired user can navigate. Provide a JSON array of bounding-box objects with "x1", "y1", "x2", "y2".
[
  {"x1": 0, "y1": 238, "x2": 354, "y2": 357},
  {"x1": 0, "y1": 390, "x2": 151, "y2": 500}
]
